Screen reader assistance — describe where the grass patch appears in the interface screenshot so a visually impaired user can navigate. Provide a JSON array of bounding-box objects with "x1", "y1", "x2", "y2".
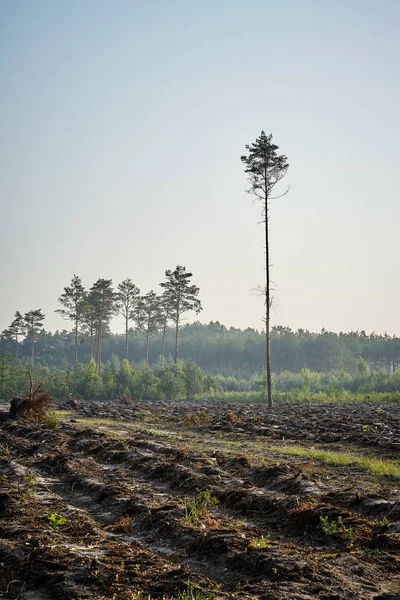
[
  {"x1": 54, "y1": 410, "x2": 74, "y2": 417},
  {"x1": 268, "y1": 444, "x2": 400, "y2": 478},
  {"x1": 273, "y1": 391, "x2": 400, "y2": 405},
  {"x1": 76, "y1": 418, "x2": 138, "y2": 428},
  {"x1": 175, "y1": 582, "x2": 213, "y2": 600},
  {"x1": 76, "y1": 418, "x2": 174, "y2": 438},
  {"x1": 203, "y1": 391, "x2": 400, "y2": 405}
]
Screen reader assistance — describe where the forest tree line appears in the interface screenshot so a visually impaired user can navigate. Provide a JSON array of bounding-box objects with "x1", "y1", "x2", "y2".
[
  {"x1": 2, "y1": 319, "x2": 400, "y2": 376},
  {"x1": 2, "y1": 270, "x2": 400, "y2": 377}
]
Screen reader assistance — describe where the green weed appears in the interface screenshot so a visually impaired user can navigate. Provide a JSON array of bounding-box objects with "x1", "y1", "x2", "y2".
[
  {"x1": 379, "y1": 516, "x2": 391, "y2": 530},
  {"x1": 175, "y1": 581, "x2": 213, "y2": 600},
  {"x1": 320, "y1": 515, "x2": 354, "y2": 542},
  {"x1": 25, "y1": 471, "x2": 38, "y2": 490},
  {"x1": 47, "y1": 512, "x2": 66, "y2": 531},
  {"x1": 184, "y1": 489, "x2": 218, "y2": 524},
  {"x1": 249, "y1": 534, "x2": 270, "y2": 548}
]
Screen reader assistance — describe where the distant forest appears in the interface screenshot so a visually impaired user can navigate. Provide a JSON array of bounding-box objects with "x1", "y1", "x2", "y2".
[
  {"x1": 2, "y1": 272, "x2": 399, "y2": 378},
  {"x1": 2, "y1": 322, "x2": 399, "y2": 375}
]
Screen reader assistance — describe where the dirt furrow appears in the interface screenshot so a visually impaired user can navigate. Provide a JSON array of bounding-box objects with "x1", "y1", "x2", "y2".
[
  {"x1": 1, "y1": 401, "x2": 400, "y2": 599},
  {"x1": 26, "y1": 428, "x2": 399, "y2": 597}
]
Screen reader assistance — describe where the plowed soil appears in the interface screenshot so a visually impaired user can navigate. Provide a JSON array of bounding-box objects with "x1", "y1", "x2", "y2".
[{"x1": 1, "y1": 400, "x2": 400, "y2": 599}]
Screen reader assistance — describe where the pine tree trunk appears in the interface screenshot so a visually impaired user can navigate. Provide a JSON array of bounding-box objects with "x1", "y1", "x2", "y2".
[
  {"x1": 145, "y1": 329, "x2": 150, "y2": 366},
  {"x1": 98, "y1": 296, "x2": 105, "y2": 374},
  {"x1": 265, "y1": 193, "x2": 273, "y2": 408},
  {"x1": 161, "y1": 319, "x2": 167, "y2": 367},
  {"x1": 97, "y1": 327, "x2": 102, "y2": 374},
  {"x1": 174, "y1": 314, "x2": 179, "y2": 364},
  {"x1": 31, "y1": 339, "x2": 35, "y2": 366},
  {"x1": 96, "y1": 327, "x2": 101, "y2": 373},
  {"x1": 90, "y1": 328, "x2": 94, "y2": 360},
  {"x1": 125, "y1": 313, "x2": 129, "y2": 360},
  {"x1": 75, "y1": 318, "x2": 79, "y2": 367},
  {"x1": 15, "y1": 334, "x2": 18, "y2": 360}
]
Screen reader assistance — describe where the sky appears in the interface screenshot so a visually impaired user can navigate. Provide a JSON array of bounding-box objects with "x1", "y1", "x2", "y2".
[{"x1": 0, "y1": 0, "x2": 399, "y2": 336}]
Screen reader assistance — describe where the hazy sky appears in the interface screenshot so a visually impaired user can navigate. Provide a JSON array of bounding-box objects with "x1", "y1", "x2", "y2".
[{"x1": 1, "y1": 0, "x2": 399, "y2": 336}]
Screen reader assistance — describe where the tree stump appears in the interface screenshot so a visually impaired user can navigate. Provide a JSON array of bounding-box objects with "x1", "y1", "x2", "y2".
[{"x1": 9, "y1": 397, "x2": 29, "y2": 419}]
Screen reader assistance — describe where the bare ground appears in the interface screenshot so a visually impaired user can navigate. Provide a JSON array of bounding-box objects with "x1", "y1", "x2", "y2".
[{"x1": 0, "y1": 399, "x2": 400, "y2": 599}]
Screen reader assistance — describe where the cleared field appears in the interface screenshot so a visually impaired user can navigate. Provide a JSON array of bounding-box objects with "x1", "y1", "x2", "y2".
[{"x1": 0, "y1": 399, "x2": 399, "y2": 599}]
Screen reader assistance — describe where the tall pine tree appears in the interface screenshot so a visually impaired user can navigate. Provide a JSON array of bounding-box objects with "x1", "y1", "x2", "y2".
[
  {"x1": 24, "y1": 309, "x2": 45, "y2": 366},
  {"x1": 2, "y1": 311, "x2": 25, "y2": 359},
  {"x1": 134, "y1": 291, "x2": 163, "y2": 365},
  {"x1": 88, "y1": 279, "x2": 116, "y2": 372},
  {"x1": 55, "y1": 275, "x2": 87, "y2": 366},
  {"x1": 241, "y1": 131, "x2": 289, "y2": 407},
  {"x1": 115, "y1": 278, "x2": 140, "y2": 360},
  {"x1": 160, "y1": 266, "x2": 202, "y2": 363}
]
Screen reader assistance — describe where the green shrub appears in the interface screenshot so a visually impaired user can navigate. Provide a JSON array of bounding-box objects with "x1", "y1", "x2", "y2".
[{"x1": 45, "y1": 411, "x2": 59, "y2": 429}]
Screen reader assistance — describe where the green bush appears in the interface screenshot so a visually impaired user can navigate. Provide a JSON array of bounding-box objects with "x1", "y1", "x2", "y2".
[{"x1": 45, "y1": 411, "x2": 59, "y2": 429}]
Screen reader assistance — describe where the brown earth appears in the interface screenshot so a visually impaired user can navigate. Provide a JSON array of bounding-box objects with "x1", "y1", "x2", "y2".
[{"x1": 0, "y1": 399, "x2": 400, "y2": 599}]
